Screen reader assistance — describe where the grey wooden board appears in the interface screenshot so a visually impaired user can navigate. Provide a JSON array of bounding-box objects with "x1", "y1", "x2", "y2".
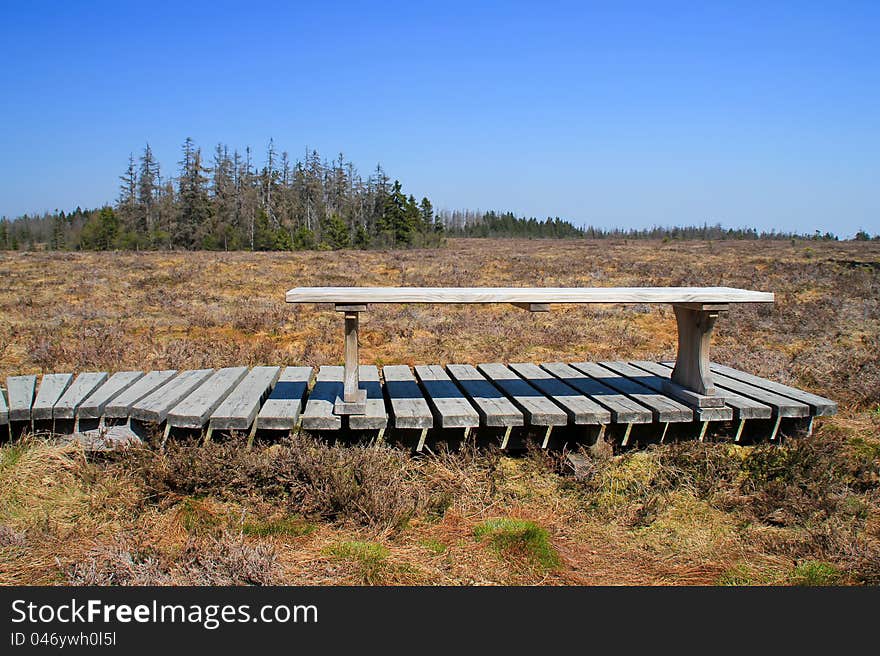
[
  {"x1": 571, "y1": 362, "x2": 692, "y2": 422},
  {"x1": 6, "y1": 375, "x2": 37, "y2": 422},
  {"x1": 53, "y1": 372, "x2": 109, "y2": 419},
  {"x1": 658, "y1": 363, "x2": 810, "y2": 418},
  {"x1": 600, "y1": 361, "x2": 732, "y2": 422},
  {"x1": 349, "y1": 365, "x2": 388, "y2": 431},
  {"x1": 130, "y1": 369, "x2": 214, "y2": 423},
  {"x1": 634, "y1": 361, "x2": 771, "y2": 420},
  {"x1": 541, "y1": 362, "x2": 653, "y2": 424},
  {"x1": 382, "y1": 365, "x2": 433, "y2": 429},
  {"x1": 256, "y1": 366, "x2": 313, "y2": 430},
  {"x1": 477, "y1": 363, "x2": 568, "y2": 426},
  {"x1": 210, "y1": 366, "x2": 281, "y2": 430},
  {"x1": 414, "y1": 364, "x2": 480, "y2": 428},
  {"x1": 167, "y1": 367, "x2": 249, "y2": 428},
  {"x1": 104, "y1": 370, "x2": 178, "y2": 419},
  {"x1": 32, "y1": 373, "x2": 74, "y2": 421},
  {"x1": 78, "y1": 371, "x2": 145, "y2": 419},
  {"x1": 446, "y1": 364, "x2": 523, "y2": 427},
  {"x1": 301, "y1": 366, "x2": 343, "y2": 430},
  {"x1": 709, "y1": 363, "x2": 837, "y2": 416},
  {"x1": 0, "y1": 386, "x2": 7, "y2": 425},
  {"x1": 508, "y1": 362, "x2": 611, "y2": 424}
]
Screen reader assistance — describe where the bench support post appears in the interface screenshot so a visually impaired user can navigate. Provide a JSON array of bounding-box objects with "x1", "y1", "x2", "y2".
[
  {"x1": 334, "y1": 304, "x2": 367, "y2": 415},
  {"x1": 664, "y1": 303, "x2": 729, "y2": 407}
]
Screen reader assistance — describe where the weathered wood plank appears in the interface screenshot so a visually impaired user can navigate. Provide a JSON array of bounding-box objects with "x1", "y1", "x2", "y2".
[
  {"x1": 477, "y1": 363, "x2": 567, "y2": 426},
  {"x1": 414, "y1": 364, "x2": 480, "y2": 428},
  {"x1": 167, "y1": 367, "x2": 249, "y2": 429},
  {"x1": 0, "y1": 386, "x2": 7, "y2": 425},
  {"x1": 349, "y1": 365, "x2": 388, "y2": 431},
  {"x1": 601, "y1": 361, "x2": 732, "y2": 422},
  {"x1": 571, "y1": 362, "x2": 692, "y2": 422},
  {"x1": 210, "y1": 366, "x2": 281, "y2": 431},
  {"x1": 446, "y1": 364, "x2": 523, "y2": 427},
  {"x1": 77, "y1": 371, "x2": 145, "y2": 420},
  {"x1": 32, "y1": 374, "x2": 74, "y2": 421},
  {"x1": 541, "y1": 362, "x2": 653, "y2": 424},
  {"x1": 6, "y1": 375, "x2": 37, "y2": 422},
  {"x1": 256, "y1": 366, "x2": 313, "y2": 430},
  {"x1": 53, "y1": 372, "x2": 109, "y2": 419},
  {"x1": 287, "y1": 286, "x2": 774, "y2": 305},
  {"x1": 382, "y1": 365, "x2": 433, "y2": 429},
  {"x1": 104, "y1": 370, "x2": 177, "y2": 419},
  {"x1": 508, "y1": 362, "x2": 610, "y2": 424},
  {"x1": 301, "y1": 366, "x2": 344, "y2": 430},
  {"x1": 709, "y1": 363, "x2": 837, "y2": 416},
  {"x1": 635, "y1": 361, "x2": 771, "y2": 420},
  {"x1": 130, "y1": 369, "x2": 214, "y2": 424}
]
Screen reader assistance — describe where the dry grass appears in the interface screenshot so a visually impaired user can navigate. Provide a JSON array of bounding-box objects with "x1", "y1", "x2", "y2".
[{"x1": 0, "y1": 238, "x2": 878, "y2": 585}]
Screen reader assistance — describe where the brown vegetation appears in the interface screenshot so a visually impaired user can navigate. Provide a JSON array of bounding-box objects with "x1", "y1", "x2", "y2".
[{"x1": 0, "y1": 238, "x2": 878, "y2": 585}]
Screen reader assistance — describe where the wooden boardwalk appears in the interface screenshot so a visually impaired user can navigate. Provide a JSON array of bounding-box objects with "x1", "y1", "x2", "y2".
[{"x1": 0, "y1": 362, "x2": 836, "y2": 450}]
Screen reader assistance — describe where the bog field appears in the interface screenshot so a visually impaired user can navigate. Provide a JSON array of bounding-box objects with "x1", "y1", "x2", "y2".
[{"x1": 0, "y1": 237, "x2": 878, "y2": 585}]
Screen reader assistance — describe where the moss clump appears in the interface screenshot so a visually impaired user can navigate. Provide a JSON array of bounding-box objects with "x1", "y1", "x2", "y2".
[
  {"x1": 420, "y1": 539, "x2": 447, "y2": 555},
  {"x1": 789, "y1": 560, "x2": 843, "y2": 586},
  {"x1": 241, "y1": 516, "x2": 316, "y2": 538},
  {"x1": 473, "y1": 517, "x2": 560, "y2": 571}
]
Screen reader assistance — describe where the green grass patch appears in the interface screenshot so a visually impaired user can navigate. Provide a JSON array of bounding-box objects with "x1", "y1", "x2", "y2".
[
  {"x1": 241, "y1": 516, "x2": 316, "y2": 538},
  {"x1": 473, "y1": 517, "x2": 560, "y2": 571},
  {"x1": 789, "y1": 560, "x2": 843, "y2": 586},
  {"x1": 176, "y1": 498, "x2": 224, "y2": 536},
  {"x1": 324, "y1": 541, "x2": 391, "y2": 583},
  {"x1": 420, "y1": 539, "x2": 447, "y2": 555},
  {"x1": 0, "y1": 443, "x2": 26, "y2": 472}
]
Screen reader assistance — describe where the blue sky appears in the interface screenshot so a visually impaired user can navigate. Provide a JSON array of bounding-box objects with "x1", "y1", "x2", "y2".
[{"x1": 1, "y1": 1, "x2": 878, "y2": 235}]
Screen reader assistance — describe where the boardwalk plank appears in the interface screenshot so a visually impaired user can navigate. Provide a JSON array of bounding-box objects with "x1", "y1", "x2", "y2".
[
  {"x1": 130, "y1": 369, "x2": 214, "y2": 424},
  {"x1": 0, "y1": 386, "x2": 7, "y2": 425},
  {"x1": 105, "y1": 370, "x2": 177, "y2": 419},
  {"x1": 32, "y1": 374, "x2": 74, "y2": 421},
  {"x1": 167, "y1": 367, "x2": 249, "y2": 429},
  {"x1": 301, "y1": 366, "x2": 343, "y2": 430},
  {"x1": 415, "y1": 365, "x2": 480, "y2": 428},
  {"x1": 6, "y1": 376, "x2": 37, "y2": 422},
  {"x1": 709, "y1": 363, "x2": 837, "y2": 416},
  {"x1": 541, "y1": 362, "x2": 653, "y2": 424},
  {"x1": 53, "y1": 372, "x2": 109, "y2": 419},
  {"x1": 349, "y1": 365, "x2": 388, "y2": 431},
  {"x1": 78, "y1": 371, "x2": 145, "y2": 420},
  {"x1": 446, "y1": 364, "x2": 523, "y2": 427},
  {"x1": 211, "y1": 366, "x2": 281, "y2": 431},
  {"x1": 601, "y1": 361, "x2": 732, "y2": 422},
  {"x1": 508, "y1": 362, "x2": 610, "y2": 424},
  {"x1": 382, "y1": 365, "x2": 433, "y2": 429},
  {"x1": 571, "y1": 362, "x2": 692, "y2": 422},
  {"x1": 633, "y1": 361, "x2": 771, "y2": 420},
  {"x1": 256, "y1": 366, "x2": 313, "y2": 430},
  {"x1": 477, "y1": 363, "x2": 567, "y2": 426}
]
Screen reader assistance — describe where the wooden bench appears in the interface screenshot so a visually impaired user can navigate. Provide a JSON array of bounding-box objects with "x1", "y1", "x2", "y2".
[{"x1": 285, "y1": 286, "x2": 774, "y2": 416}]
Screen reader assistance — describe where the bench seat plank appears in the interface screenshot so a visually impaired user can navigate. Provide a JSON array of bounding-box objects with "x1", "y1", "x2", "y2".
[
  {"x1": 130, "y1": 369, "x2": 214, "y2": 424},
  {"x1": 636, "y1": 361, "x2": 771, "y2": 420},
  {"x1": 6, "y1": 375, "x2": 37, "y2": 422},
  {"x1": 382, "y1": 365, "x2": 433, "y2": 429},
  {"x1": 32, "y1": 373, "x2": 74, "y2": 421},
  {"x1": 168, "y1": 367, "x2": 249, "y2": 429},
  {"x1": 78, "y1": 371, "x2": 145, "y2": 420},
  {"x1": 446, "y1": 364, "x2": 523, "y2": 427},
  {"x1": 349, "y1": 365, "x2": 388, "y2": 431},
  {"x1": 508, "y1": 362, "x2": 610, "y2": 425},
  {"x1": 709, "y1": 363, "x2": 837, "y2": 416},
  {"x1": 478, "y1": 363, "x2": 568, "y2": 426},
  {"x1": 255, "y1": 366, "x2": 313, "y2": 430},
  {"x1": 53, "y1": 372, "x2": 109, "y2": 419},
  {"x1": 540, "y1": 362, "x2": 653, "y2": 424},
  {"x1": 105, "y1": 370, "x2": 177, "y2": 419},
  {"x1": 601, "y1": 361, "x2": 732, "y2": 422},
  {"x1": 571, "y1": 362, "x2": 692, "y2": 422},
  {"x1": 415, "y1": 365, "x2": 480, "y2": 428},
  {"x1": 210, "y1": 366, "x2": 281, "y2": 431},
  {"x1": 301, "y1": 366, "x2": 344, "y2": 430}
]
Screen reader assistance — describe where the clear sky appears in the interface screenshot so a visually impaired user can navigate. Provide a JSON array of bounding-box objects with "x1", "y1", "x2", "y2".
[{"x1": 1, "y1": 1, "x2": 878, "y2": 235}]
